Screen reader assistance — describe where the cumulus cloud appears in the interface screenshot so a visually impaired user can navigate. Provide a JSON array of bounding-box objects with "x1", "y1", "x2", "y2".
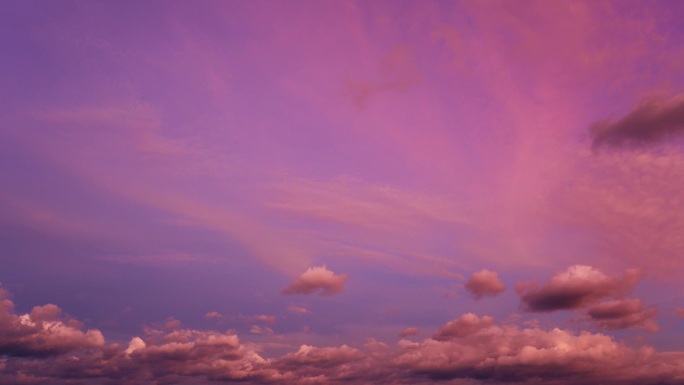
[
  {"x1": 282, "y1": 266, "x2": 348, "y2": 296},
  {"x1": 517, "y1": 265, "x2": 641, "y2": 312},
  {"x1": 395, "y1": 314, "x2": 684, "y2": 384},
  {"x1": 591, "y1": 94, "x2": 684, "y2": 148},
  {"x1": 464, "y1": 269, "x2": 506, "y2": 299},
  {"x1": 587, "y1": 299, "x2": 659, "y2": 332},
  {"x1": 432, "y1": 313, "x2": 494, "y2": 341},
  {"x1": 0, "y1": 289, "x2": 105, "y2": 357},
  {"x1": 278, "y1": 344, "x2": 364, "y2": 369},
  {"x1": 3, "y1": 293, "x2": 684, "y2": 385}
]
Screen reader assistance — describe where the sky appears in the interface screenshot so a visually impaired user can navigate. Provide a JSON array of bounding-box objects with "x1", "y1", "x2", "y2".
[{"x1": 2, "y1": 0, "x2": 684, "y2": 384}]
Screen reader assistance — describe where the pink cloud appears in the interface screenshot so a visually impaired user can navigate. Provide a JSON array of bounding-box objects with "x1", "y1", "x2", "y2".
[
  {"x1": 251, "y1": 314, "x2": 276, "y2": 325},
  {"x1": 432, "y1": 313, "x2": 494, "y2": 341},
  {"x1": 288, "y1": 305, "x2": 309, "y2": 315},
  {"x1": 282, "y1": 266, "x2": 348, "y2": 296},
  {"x1": 394, "y1": 314, "x2": 683, "y2": 384},
  {"x1": 464, "y1": 269, "x2": 506, "y2": 299},
  {"x1": 277, "y1": 344, "x2": 364, "y2": 369},
  {"x1": 587, "y1": 299, "x2": 659, "y2": 332},
  {"x1": 204, "y1": 311, "x2": 224, "y2": 320},
  {"x1": 0, "y1": 289, "x2": 104, "y2": 357},
  {"x1": 517, "y1": 265, "x2": 641, "y2": 312},
  {"x1": 249, "y1": 325, "x2": 274, "y2": 335}
]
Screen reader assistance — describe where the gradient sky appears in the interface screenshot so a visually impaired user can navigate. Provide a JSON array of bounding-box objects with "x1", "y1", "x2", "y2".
[{"x1": 2, "y1": 1, "x2": 684, "y2": 384}]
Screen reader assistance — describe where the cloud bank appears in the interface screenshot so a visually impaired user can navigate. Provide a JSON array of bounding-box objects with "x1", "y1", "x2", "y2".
[{"x1": 1, "y1": 291, "x2": 683, "y2": 385}]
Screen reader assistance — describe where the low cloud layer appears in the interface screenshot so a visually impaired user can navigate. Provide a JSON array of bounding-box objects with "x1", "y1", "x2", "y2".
[
  {"x1": 2, "y1": 290, "x2": 684, "y2": 385},
  {"x1": 464, "y1": 269, "x2": 506, "y2": 299},
  {"x1": 591, "y1": 94, "x2": 684, "y2": 147},
  {"x1": 282, "y1": 266, "x2": 348, "y2": 296},
  {"x1": 517, "y1": 265, "x2": 641, "y2": 312}
]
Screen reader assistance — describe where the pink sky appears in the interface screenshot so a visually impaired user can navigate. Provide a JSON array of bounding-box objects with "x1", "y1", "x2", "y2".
[{"x1": 2, "y1": 1, "x2": 684, "y2": 384}]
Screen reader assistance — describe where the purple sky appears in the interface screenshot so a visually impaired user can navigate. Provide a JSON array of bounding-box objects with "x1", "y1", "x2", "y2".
[{"x1": 2, "y1": 1, "x2": 684, "y2": 384}]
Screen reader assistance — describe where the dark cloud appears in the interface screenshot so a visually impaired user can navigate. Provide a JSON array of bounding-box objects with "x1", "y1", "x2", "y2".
[
  {"x1": 587, "y1": 299, "x2": 659, "y2": 332},
  {"x1": 464, "y1": 269, "x2": 506, "y2": 299},
  {"x1": 591, "y1": 94, "x2": 684, "y2": 148},
  {"x1": 517, "y1": 265, "x2": 640, "y2": 312}
]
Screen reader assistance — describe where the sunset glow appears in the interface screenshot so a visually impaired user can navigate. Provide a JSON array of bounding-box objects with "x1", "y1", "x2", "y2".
[{"x1": 2, "y1": 1, "x2": 684, "y2": 384}]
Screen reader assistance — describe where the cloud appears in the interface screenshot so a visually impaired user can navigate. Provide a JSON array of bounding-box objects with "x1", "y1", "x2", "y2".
[
  {"x1": 3, "y1": 304, "x2": 684, "y2": 385},
  {"x1": 204, "y1": 311, "x2": 224, "y2": 320},
  {"x1": 277, "y1": 344, "x2": 364, "y2": 369},
  {"x1": 676, "y1": 307, "x2": 684, "y2": 319},
  {"x1": 0, "y1": 289, "x2": 105, "y2": 357},
  {"x1": 249, "y1": 325, "x2": 274, "y2": 335},
  {"x1": 432, "y1": 313, "x2": 494, "y2": 341},
  {"x1": 251, "y1": 314, "x2": 276, "y2": 325},
  {"x1": 464, "y1": 269, "x2": 506, "y2": 299},
  {"x1": 517, "y1": 265, "x2": 641, "y2": 312},
  {"x1": 591, "y1": 94, "x2": 684, "y2": 148},
  {"x1": 288, "y1": 305, "x2": 309, "y2": 315},
  {"x1": 586, "y1": 299, "x2": 659, "y2": 332},
  {"x1": 282, "y1": 266, "x2": 348, "y2": 296},
  {"x1": 394, "y1": 314, "x2": 684, "y2": 384}
]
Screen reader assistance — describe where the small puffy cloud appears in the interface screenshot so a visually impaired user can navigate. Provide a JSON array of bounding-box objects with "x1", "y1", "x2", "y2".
[
  {"x1": 432, "y1": 313, "x2": 494, "y2": 341},
  {"x1": 399, "y1": 327, "x2": 419, "y2": 338},
  {"x1": 517, "y1": 265, "x2": 641, "y2": 312},
  {"x1": 591, "y1": 94, "x2": 684, "y2": 148},
  {"x1": 464, "y1": 269, "x2": 505, "y2": 299},
  {"x1": 587, "y1": 299, "x2": 659, "y2": 332},
  {"x1": 0, "y1": 289, "x2": 105, "y2": 357},
  {"x1": 250, "y1": 325, "x2": 274, "y2": 335},
  {"x1": 251, "y1": 314, "x2": 276, "y2": 325},
  {"x1": 288, "y1": 305, "x2": 309, "y2": 315},
  {"x1": 124, "y1": 337, "x2": 145, "y2": 355},
  {"x1": 204, "y1": 311, "x2": 224, "y2": 320},
  {"x1": 164, "y1": 317, "x2": 181, "y2": 330},
  {"x1": 282, "y1": 266, "x2": 348, "y2": 296}
]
